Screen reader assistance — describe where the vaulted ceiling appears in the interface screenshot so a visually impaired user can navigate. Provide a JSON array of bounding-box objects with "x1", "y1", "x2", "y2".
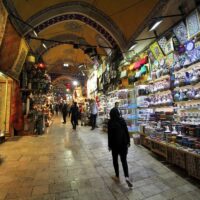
[{"x1": 3, "y1": 0, "x2": 167, "y2": 84}]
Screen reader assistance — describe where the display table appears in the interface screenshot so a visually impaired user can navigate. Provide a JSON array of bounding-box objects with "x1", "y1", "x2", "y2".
[{"x1": 140, "y1": 134, "x2": 200, "y2": 180}]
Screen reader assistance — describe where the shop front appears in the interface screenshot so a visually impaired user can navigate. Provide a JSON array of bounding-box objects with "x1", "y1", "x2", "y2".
[
  {"x1": 91, "y1": 7, "x2": 200, "y2": 180},
  {"x1": 0, "y1": 73, "x2": 12, "y2": 141}
]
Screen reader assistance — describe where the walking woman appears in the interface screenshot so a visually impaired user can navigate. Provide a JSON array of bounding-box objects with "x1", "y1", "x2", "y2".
[{"x1": 108, "y1": 107, "x2": 133, "y2": 188}]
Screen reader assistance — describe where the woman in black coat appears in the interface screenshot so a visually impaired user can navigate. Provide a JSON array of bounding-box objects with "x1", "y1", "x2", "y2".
[{"x1": 108, "y1": 108, "x2": 132, "y2": 187}]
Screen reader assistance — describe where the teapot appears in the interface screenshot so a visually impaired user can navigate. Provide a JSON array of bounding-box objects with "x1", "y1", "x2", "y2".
[
  {"x1": 184, "y1": 72, "x2": 191, "y2": 85},
  {"x1": 174, "y1": 76, "x2": 180, "y2": 87},
  {"x1": 186, "y1": 88, "x2": 195, "y2": 100},
  {"x1": 173, "y1": 61, "x2": 181, "y2": 71},
  {"x1": 162, "y1": 66, "x2": 170, "y2": 75},
  {"x1": 172, "y1": 126, "x2": 178, "y2": 135},
  {"x1": 195, "y1": 89, "x2": 200, "y2": 99},
  {"x1": 164, "y1": 126, "x2": 171, "y2": 133},
  {"x1": 156, "y1": 68, "x2": 162, "y2": 78},
  {"x1": 174, "y1": 91, "x2": 180, "y2": 102}
]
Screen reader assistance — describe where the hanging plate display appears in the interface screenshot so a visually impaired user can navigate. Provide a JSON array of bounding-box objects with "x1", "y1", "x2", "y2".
[
  {"x1": 186, "y1": 9, "x2": 200, "y2": 39},
  {"x1": 150, "y1": 41, "x2": 164, "y2": 61},
  {"x1": 185, "y1": 40, "x2": 195, "y2": 51},
  {"x1": 165, "y1": 38, "x2": 174, "y2": 55},
  {"x1": 173, "y1": 21, "x2": 188, "y2": 44},
  {"x1": 158, "y1": 37, "x2": 168, "y2": 54}
]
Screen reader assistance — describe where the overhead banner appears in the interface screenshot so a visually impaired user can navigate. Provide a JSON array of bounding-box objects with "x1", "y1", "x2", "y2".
[
  {"x1": 8, "y1": 39, "x2": 29, "y2": 80},
  {"x1": 0, "y1": 0, "x2": 8, "y2": 47}
]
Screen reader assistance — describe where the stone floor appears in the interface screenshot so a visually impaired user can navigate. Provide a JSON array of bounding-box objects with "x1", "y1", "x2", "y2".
[{"x1": 0, "y1": 116, "x2": 200, "y2": 200}]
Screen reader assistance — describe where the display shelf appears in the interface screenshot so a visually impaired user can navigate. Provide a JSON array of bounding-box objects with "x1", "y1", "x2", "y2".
[
  {"x1": 148, "y1": 105, "x2": 174, "y2": 109},
  {"x1": 149, "y1": 75, "x2": 170, "y2": 83},
  {"x1": 174, "y1": 82, "x2": 200, "y2": 91},
  {"x1": 174, "y1": 63, "x2": 200, "y2": 75},
  {"x1": 148, "y1": 90, "x2": 171, "y2": 96},
  {"x1": 141, "y1": 135, "x2": 200, "y2": 179},
  {"x1": 175, "y1": 99, "x2": 200, "y2": 104}
]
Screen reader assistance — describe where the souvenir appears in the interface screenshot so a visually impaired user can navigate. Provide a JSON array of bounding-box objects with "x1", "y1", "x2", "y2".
[
  {"x1": 158, "y1": 37, "x2": 168, "y2": 54},
  {"x1": 173, "y1": 21, "x2": 188, "y2": 44},
  {"x1": 185, "y1": 40, "x2": 195, "y2": 51},
  {"x1": 120, "y1": 70, "x2": 127, "y2": 78},
  {"x1": 186, "y1": 9, "x2": 200, "y2": 39},
  {"x1": 150, "y1": 42, "x2": 164, "y2": 61},
  {"x1": 165, "y1": 38, "x2": 174, "y2": 54},
  {"x1": 190, "y1": 69, "x2": 199, "y2": 85}
]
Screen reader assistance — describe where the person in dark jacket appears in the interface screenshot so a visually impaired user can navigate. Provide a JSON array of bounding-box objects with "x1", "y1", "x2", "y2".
[
  {"x1": 70, "y1": 102, "x2": 79, "y2": 130},
  {"x1": 62, "y1": 101, "x2": 68, "y2": 124},
  {"x1": 108, "y1": 107, "x2": 133, "y2": 188}
]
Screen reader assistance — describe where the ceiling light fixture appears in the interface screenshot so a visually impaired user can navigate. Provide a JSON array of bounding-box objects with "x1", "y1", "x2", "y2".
[
  {"x1": 78, "y1": 64, "x2": 84, "y2": 68},
  {"x1": 128, "y1": 42, "x2": 137, "y2": 51},
  {"x1": 33, "y1": 30, "x2": 38, "y2": 37},
  {"x1": 149, "y1": 19, "x2": 163, "y2": 31},
  {"x1": 63, "y1": 63, "x2": 69, "y2": 67},
  {"x1": 149, "y1": 13, "x2": 184, "y2": 32},
  {"x1": 42, "y1": 43, "x2": 47, "y2": 49},
  {"x1": 73, "y1": 81, "x2": 78, "y2": 86},
  {"x1": 81, "y1": 71, "x2": 85, "y2": 76}
]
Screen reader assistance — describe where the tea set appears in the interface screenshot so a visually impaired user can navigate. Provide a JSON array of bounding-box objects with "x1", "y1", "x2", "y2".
[
  {"x1": 174, "y1": 88, "x2": 200, "y2": 101},
  {"x1": 174, "y1": 68, "x2": 200, "y2": 87},
  {"x1": 149, "y1": 80, "x2": 170, "y2": 93},
  {"x1": 147, "y1": 93, "x2": 173, "y2": 106}
]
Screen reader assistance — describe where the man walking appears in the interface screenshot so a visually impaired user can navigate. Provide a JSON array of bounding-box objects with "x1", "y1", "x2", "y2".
[
  {"x1": 90, "y1": 99, "x2": 98, "y2": 130},
  {"x1": 62, "y1": 101, "x2": 68, "y2": 124},
  {"x1": 70, "y1": 102, "x2": 79, "y2": 130}
]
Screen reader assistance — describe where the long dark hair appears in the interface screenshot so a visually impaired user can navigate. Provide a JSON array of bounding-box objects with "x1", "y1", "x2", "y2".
[{"x1": 110, "y1": 108, "x2": 120, "y2": 120}]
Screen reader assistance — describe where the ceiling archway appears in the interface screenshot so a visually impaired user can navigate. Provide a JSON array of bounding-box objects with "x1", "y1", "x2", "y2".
[{"x1": 3, "y1": 0, "x2": 166, "y2": 85}]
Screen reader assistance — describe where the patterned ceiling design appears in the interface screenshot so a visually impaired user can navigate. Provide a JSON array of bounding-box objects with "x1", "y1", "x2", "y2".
[{"x1": 3, "y1": 0, "x2": 166, "y2": 82}]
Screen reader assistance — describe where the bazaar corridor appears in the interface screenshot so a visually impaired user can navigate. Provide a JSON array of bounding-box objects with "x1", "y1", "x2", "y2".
[{"x1": 0, "y1": 116, "x2": 199, "y2": 200}]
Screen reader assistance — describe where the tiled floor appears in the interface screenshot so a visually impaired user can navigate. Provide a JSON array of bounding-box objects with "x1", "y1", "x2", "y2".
[{"x1": 0, "y1": 116, "x2": 200, "y2": 200}]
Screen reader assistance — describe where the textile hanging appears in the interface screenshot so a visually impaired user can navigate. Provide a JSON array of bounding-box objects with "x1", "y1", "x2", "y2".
[
  {"x1": 0, "y1": 0, "x2": 8, "y2": 47},
  {"x1": 10, "y1": 80, "x2": 24, "y2": 132},
  {"x1": 8, "y1": 39, "x2": 29, "y2": 80},
  {"x1": 0, "y1": 19, "x2": 21, "y2": 74}
]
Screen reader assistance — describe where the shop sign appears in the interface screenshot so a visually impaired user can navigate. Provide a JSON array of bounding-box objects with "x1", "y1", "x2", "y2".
[{"x1": 186, "y1": 9, "x2": 200, "y2": 39}]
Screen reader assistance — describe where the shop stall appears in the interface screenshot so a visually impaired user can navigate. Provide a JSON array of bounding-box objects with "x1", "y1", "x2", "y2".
[{"x1": 125, "y1": 10, "x2": 200, "y2": 180}]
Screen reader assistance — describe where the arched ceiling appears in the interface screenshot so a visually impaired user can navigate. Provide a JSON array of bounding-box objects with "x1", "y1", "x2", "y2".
[
  {"x1": 3, "y1": 0, "x2": 167, "y2": 85},
  {"x1": 15, "y1": 0, "x2": 159, "y2": 40}
]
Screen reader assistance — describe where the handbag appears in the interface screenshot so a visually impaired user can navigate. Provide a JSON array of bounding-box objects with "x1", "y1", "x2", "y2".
[
  {"x1": 135, "y1": 71, "x2": 141, "y2": 78},
  {"x1": 140, "y1": 65, "x2": 147, "y2": 75},
  {"x1": 133, "y1": 61, "x2": 141, "y2": 70}
]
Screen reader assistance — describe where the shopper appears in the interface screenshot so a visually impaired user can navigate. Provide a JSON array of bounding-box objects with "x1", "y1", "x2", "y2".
[
  {"x1": 70, "y1": 102, "x2": 79, "y2": 130},
  {"x1": 108, "y1": 108, "x2": 133, "y2": 188},
  {"x1": 81, "y1": 104, "x2": 87, "y2": 126},
  {"x1": 112, "y1": 102, "x2": 122, "y2": 117},
  {"x1": 62, "y1": 101, "x2": 68, "y2": 124},
  {"x1": 55, "y1": 103, "x2": 59, "y2": 115},
  {"x1": 90, "y1": 99, "x2": 98, "y2": 130}
]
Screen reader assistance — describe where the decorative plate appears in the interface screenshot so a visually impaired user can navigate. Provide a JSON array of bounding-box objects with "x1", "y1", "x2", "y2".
[
  {"x1": 186, "y1": 9, "x2": 200, "y2": 39},
  {"x1": 158, "y1": 37, "x2": 168, "y2": 54},
  {"x1": 173, "y1": 21, "x2": 188, "y2": 44},
  {"x1": 185, "y1": 40, "x2": 195, "y2": 51}
]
